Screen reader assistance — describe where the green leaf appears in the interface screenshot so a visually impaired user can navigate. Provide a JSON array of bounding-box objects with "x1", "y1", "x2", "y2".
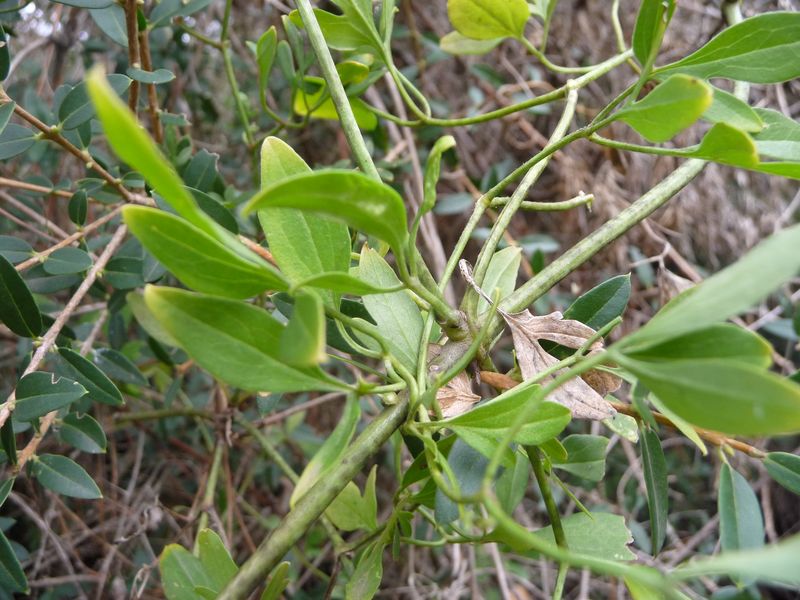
[
  {"x1": 126, "y1": 67, "x2": 175, "y2": 85},
  {"x1": 144, "y1": 286, "x2": 347, "y2": 393},
  {"x1": 447, "y1": 0, "x2": 530, "y2": 40},
  {"x1": 620, "y1": 223, "x2": 800, "y2": 349},
  {"x1": 59, "y1": 413, "x2": 107, "y2": 454},
  {"x1": 0, "y1": 530, "x2": 26, "y2": 593},
  {"x1": 0, "y1": 419, "x2": 16, "y2": 466},
  {"x1": 676, "y1": 533, "x2": 800, "y2": 586},
  {"x1": 258, "y1": 137, "x2": 351, "y2": 307},
  {"x1": 357, "y1": 247, "x2": 423, "y2": 371},
  {"x1": 624, "y1": 324, "x2": 772, "y2": 369},
  {"x1": 292, "y1": 77, "x2": 377, "y2": 131},
  {"x1": 123, "y1": 206, "x2": 286, "y2": 298},
  {"x1": 656, "y1": 12, "x2": 800, "y2": 84},
  {"x1": 0, "y1": 235, "x2": 32, "y2": 265},
  {"x1": 87, "y1": 68, "x2": 229, "y2": 241},
  {"x1": 551, "y1": 434, "x2": 608, "y2": 482},
  {"x1": 32, "y1": 454, "x2": 102, "y2": 499},
  {"x1": 59, "y1": 74, "x2": 131, "y2": 130},
  {"x1": 68, "y1": 190, "x2": 88, "y2": 226},
  {"x1": 0, "y1": 479, "x2": 12, "y2": 508},
  {"x1": 0, "y1": 254, "x2": 43, "y2": 337},
  {"x1": 245, "y1": 170, "x2": 409, "y2": 256},
  {"x1": 616, "y1": 75, "x2": 712, "y2": 143},
  {"x1": 198, "y1": 529, "x2": 238, "y2": 591},
  {"x1": 160, "y1": 544, "x2": 214, "y2": 600},
  {"x1": 0, "y1": 101, "x2": 15, "y2": 134},
  {"x1": 260, "y1": 562, "x2": 290, "y2": 600},
  {"x1": 345, "y1": 539, "x2": 385, "y2": 600},
  {"x1": 439, "y1": 31, "x2": 502, "y2": 55},
  {"x1": 42, "y1": 247, "x2": 92, "y2": 275},
  {"x1": 289, "y1": 8, "x2": 375, "y2": 52},
  {"x1": 14, "y1": 372, "x2": 87, "y2": 421},
  {"x1": 93, "y1": 348, "x2": 147, "y2": 386},
  {"x1": 646, "y1": 392, "x2": 707, "y2": 455},
  {"x1": 632, "y1": 0, "x2": 675, "y2": 66},
  {"x1": 719, "y1": 464, "x2": 764, "y2": 555},
  {"x1": 764, "y1": 452, "x2": 800, "y2": 496},
  {"x1": 563, "y1": 274, "x2": 630, "y2": 330},
  {"x1": 149, "y1": 0, "x2": 213, "y2": 27},
  {"x1": 478, "y1": 247, "x2": 520, "y2": 315},
  {"x1": 530, "y1": 512, "x2": 636, "y2": 560},
  {"x1": 127, "y1": 291, "x2": 181, "y2": 347},
  {"x1": 691, "y1": 122, "x2": 759, "y2": 167},
  {"x1": 616, "y1": 357, "x2": 800, "y2": 436},
  {"x1": 703, "y1": 87, "x2": 764, "y2": 133},
  {"x1": 291, "y1": 396, "x2": 359, "y2": 505},
  {"x1": 435, "y1": 437, "x2": 488, "y2": 523},
  {"x1": 0, "y1": 123, "x2": 36, "y2": 160},
  {"x1": 252, "y1": 27, "x2": 278, "y2": 108},
  {"x1": 750, "y1": 108, "x2": 800, "y2": 162},
  {"x1": 292, "y1": 272, "x2": 404, "y2": 296},
  {"x1": 280, "y1": 291, "x2": 326, "y2": 367},
  {"x1": 496, "y1": 445, "x2": 529, "y2": 514},
  {"x1": 421, "y1": 135, "x2": 457, "y2": 216},
  {"x1": 327, "y1": 468, "x2": 378, "y2": 532},
  {"x1": 58, "y1": 347, "x2": 124, "y2": 407},
  {"x1": 0, "y1": 26, "x2": 9, "y2": 82},
  {"x1": 51, "y1": 0, "x2": 113, "y2": 7},
  {"x1": 89, "y1": 5, "x2": 128, "y2": 46},
  {"x1": 444, "y1": 387, "x2": 571, "y2": 446},
  {"x1": 640, "y1": 427, "x2": 668, "y2": 555}
]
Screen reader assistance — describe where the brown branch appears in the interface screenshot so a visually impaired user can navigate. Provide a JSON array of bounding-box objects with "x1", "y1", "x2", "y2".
[
  {"x1": 138, "y1": 28, "x2": 163, "y2": 143},
  {"x1": 479, "y1": 370, "x2": 767, "y2": 459},
  {"x1": 124, "y1": 0, "x2": 141, "y2": 113}
]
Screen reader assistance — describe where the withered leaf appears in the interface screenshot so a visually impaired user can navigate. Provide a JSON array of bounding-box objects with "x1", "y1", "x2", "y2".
[
  {"x1": 502, "y1": 310, "x2": 616, "y2": 421},
  {"x1": 658, "y1": 268, "x2": 694, "y2": 308},
  {"x1": 428, "y1": 344, "x2": 480, "y2": 418}
]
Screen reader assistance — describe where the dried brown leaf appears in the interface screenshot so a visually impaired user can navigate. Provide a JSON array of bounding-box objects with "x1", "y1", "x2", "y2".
[{"x1": 658, "y1": 268, "x2": 694, "y2": 307}]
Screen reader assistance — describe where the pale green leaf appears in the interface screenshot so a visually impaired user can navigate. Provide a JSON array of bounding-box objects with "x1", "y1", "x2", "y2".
[{"x1": 447, "y1": 0, "x2": 530, "y2": 40}]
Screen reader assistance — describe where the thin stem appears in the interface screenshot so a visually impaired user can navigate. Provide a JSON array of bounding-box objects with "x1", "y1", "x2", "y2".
[
  {"x1": 194, "y1": 442, "x2": 224, "y2": 551},
  {"x1": 490, "y1": 192, "x2": 594, "y2": 212},
  {"x1": 124, "y1": 0, "x2": 141, "y2": 113},
  {"x1": 222, "y1": 44, "x2": 255, "y2": 147},
  {"x1": 294, "y1": 0, "x2": 380, "y2": 181},
  {"x1": 528, "y1": 446, "x2": 568, "y2": 599},
  {"x1": 520, "y1": 36, "x2": 606, "y2": 75}
]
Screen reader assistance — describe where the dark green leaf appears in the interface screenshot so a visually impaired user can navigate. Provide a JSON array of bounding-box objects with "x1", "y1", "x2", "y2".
[
  {"x1": 42, "y1": 247, "x2": 92, "y2": 275},
  {"x1": 289, "y1": 8, "x2": 375, "y2": 52},
  {"x1": 57, "y1": 347, "x2": 123, "y2": 406},
  {"x1": 32, "y1": 454, "x2": 102, "y2": 499},
  {"x1": 0, "y1": 123, "x2": 36, "y2": 160},
  {"x1": 292, "y1": 272, "x2": 404, "y2": 296},
  {"x1": 447, "y1": 0, "x2": 530, "y2": 40},
  {"x1": 551, "y1": 434, "x2": 608, "y2": 482},
  {"x1": 657, "y1": 12, "x2": 800, "y2": 83},
  {"x1": 103, "y1": 256, "x2": 144, "y2": 290},
  {"x1": 68, "y1": 190, "x2": 88, "y2": 226},
  {"x1": 59, "y1": 74, "x2": 131, "y2": 129},
  {"x1": 14, "y1": 372, "x2": 87, "y2": 421},
  {"x1": 279, "y1": 291, "x2": 326, "y2": 367},
  {"x1": 144, "y1": 286, "x2": 348, "y2": 392},
  {"x1": 190, "y1": 188, "x2": 238, "y2": 234},
  {"x1": 632, "y1": 0, "x2": 675, "y2": 66},
  {"x1": 93, "y1": 348, "x2": 146, "y2": 386},
  {"x1": 0, "y1": 101, "x2": 14, "y2": 133},
  {"x1": 149, "y1": 0, "x2": 213, "y2": 28},
  {"x1": 563, "y1": 274, "x2": 630, "y2": 330},
  {"x1": 764, "y1": 452, "x2": 800, "y2": 496},
  {"x1": 0, "y1": 479, "x2": 12, "y2": 508},
  {"x1": 126, "y1": 67, "x2": 175, "y2": 85},
  {"x1": 245, "y1": 169, "x2": 409, "y2": 256},
  {"x1": 435, "y1": 438, "x2": 488, "y2": 524},
  {"x1": 123, "y1": 206, "x2": 286, "y2": 298},
  {"x1": 197, "y1": 529, "x2": 238, "y2": 592},
  {"x1": 621, "y1": 223, "x2": 800, "y2": 349},
  {"x1": 357, "y1": 247, "x2": 423, "y2": 371},
  {"x1": 496, "y1": 446, "x2": 529, "y2": 514},
  {"x1": 51, "y1": 0, "x2": 113, "y2": 7},
  {"x1": 253, "y1": 27, "x2": 277, "y2": 108},
  {"x1": 0, "y1": 26, "x2": 8, "y2": 82},
  {"x1": 617, "y1": 357, "x2": 800, "y2": 436},
  {"x1": 0, "y1": 235, "x2": 32, "y2": 265},
  {"x1": 0, "y1": 419, "x2": 15, "y2": 466},
  {"x1": 182, "y1": 149, "x2": 218, "y2": 191},
  {"x1": 89, "y1": 5, "x2": 128, "y2": 46},
  {"x1": 59, "y1": 413, "x2": 107, "y2": 454},
  {"x1": 616, "y1": 75, "x2": 712, "y2": 142},
  {"x1": 719, "y1": 464, "x2": 764, "y2": 554},
  {"x1": 640, "y1": 427, "x2": 668, "y2": 555},
  {"x1": 0, "y1": 530, "x2": 26, "y2": 593}
]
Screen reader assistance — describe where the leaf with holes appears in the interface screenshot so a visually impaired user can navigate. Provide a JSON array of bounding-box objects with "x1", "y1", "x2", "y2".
[{"x1": 14, "y1": 372, "x2": 87, "y2": 421}]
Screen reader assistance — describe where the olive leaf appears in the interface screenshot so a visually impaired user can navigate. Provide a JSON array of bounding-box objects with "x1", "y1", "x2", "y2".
[
  {"x1": 460, "y1": 260, "x2": 616, "y2": 420},
  {"x1": 428, "y1": 344, "x2": 480, "y2": 418}
]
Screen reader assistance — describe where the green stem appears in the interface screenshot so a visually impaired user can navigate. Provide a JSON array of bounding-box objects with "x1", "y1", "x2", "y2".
[
  {"x1": 490, "y1": 193, "x2": 594, "y2": 212},
  {"x1": 218, "y1": 397, "x2": 410, "y2": 600},
  {"x1": 222, "y1": 44, "x2": 255, "y2": 148},
  {"x1": 194, "y1": 442, "x2": 224, "y2": 552},
  {"x1": 294, "y1": 0, "x2": 380, "y2": 181},
  {"x1": 527, "y1": 446, "x2": 569, "y2": 600}
]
